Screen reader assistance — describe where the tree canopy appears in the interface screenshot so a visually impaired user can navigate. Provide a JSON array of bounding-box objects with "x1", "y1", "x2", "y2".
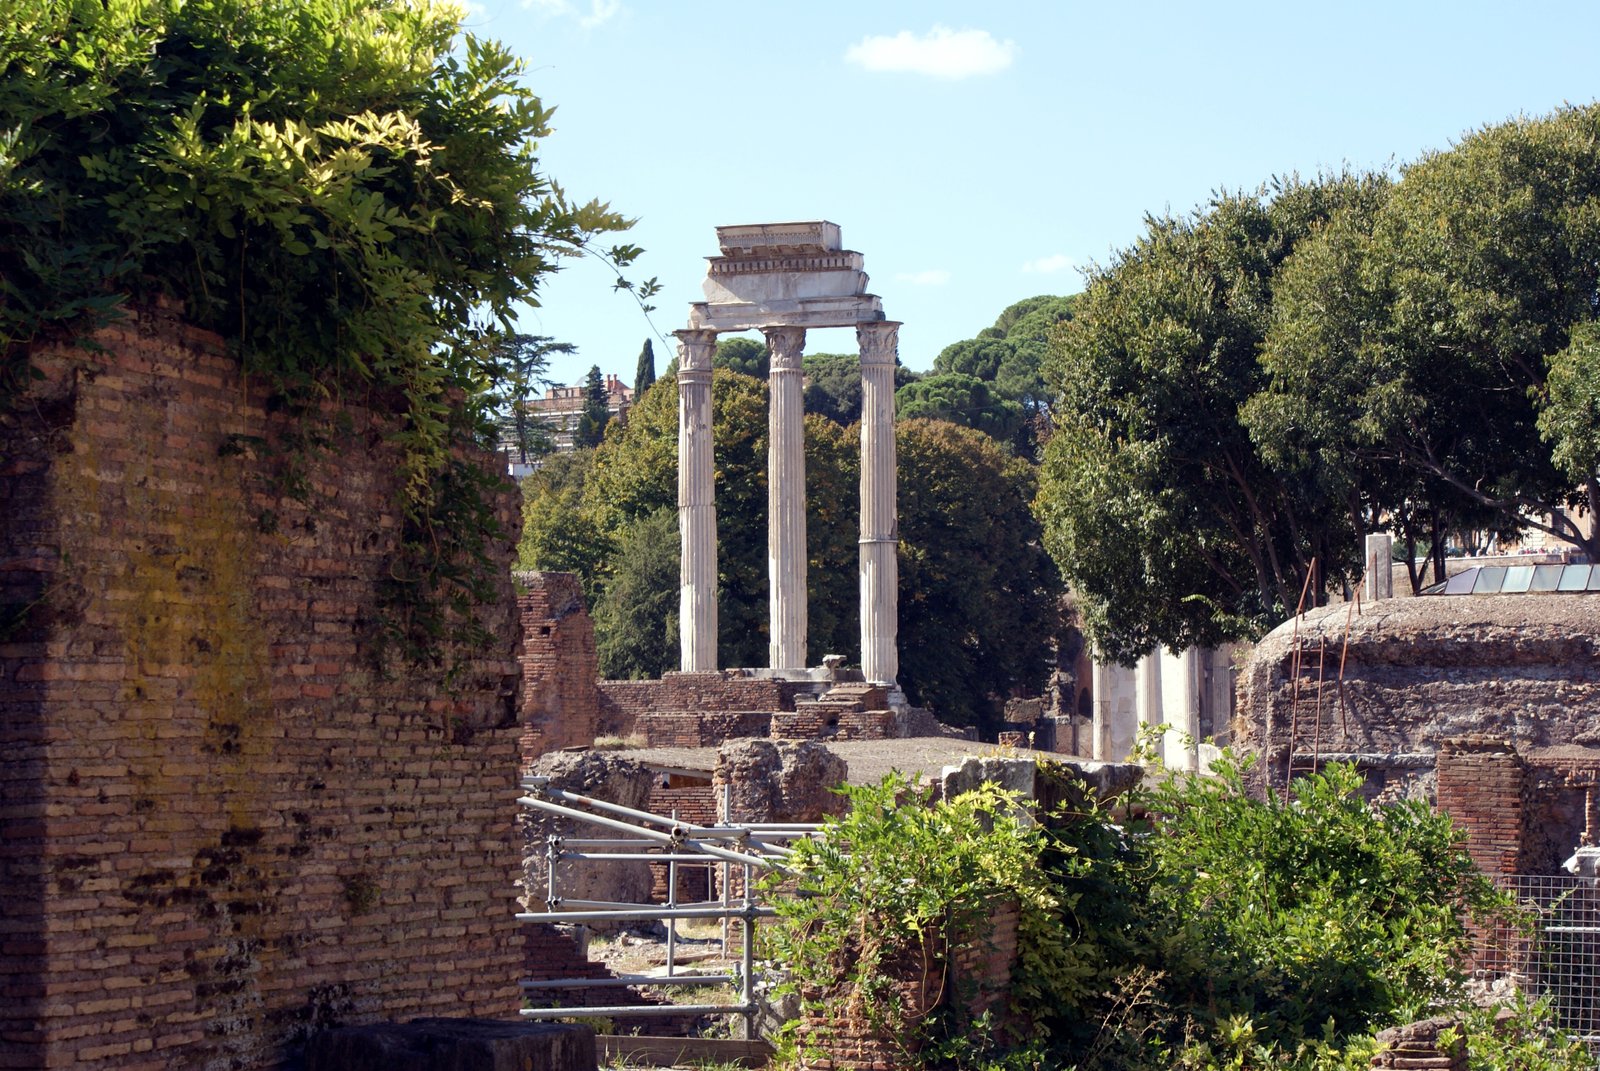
[
  {"x1": 0, "y1": 0, "x2": 643, "y2": 671},
  {"x1": 572, "y1": 364, "x2": 610, "y2": 448},
  {"x1": 1040, "y1": 105, "x2": 1600, "y2": 661},
  {"x1": 894, "y1": 372, "x2": 1026, "y2": 449},
  {"x1": 0, "y1": 0, "x2": 636, "y2": 504},
  {"x1": 922, "y1": 294, "x2": 1076, "y2": 455},
  {"x1": 1037, "y1": 174, "x2": 1389, "y2": 662},
  {"x1": 495, "y1": 334, "x2": 570, "y2": 462},
  {"x1": 633, "y1": 338, "x2": 656, "y2": 395},
  {"x1": 713, "y1": 336, "x2": 768, "y2": 378},
  {"x1": 1253, "y1": 104, "x2": 1600, "y2": 565}
]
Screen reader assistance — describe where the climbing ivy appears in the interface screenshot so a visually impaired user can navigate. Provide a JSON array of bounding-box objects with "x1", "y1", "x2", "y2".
[{"x1": 1, "y1": 0, "x2": 649, "y2": 671}]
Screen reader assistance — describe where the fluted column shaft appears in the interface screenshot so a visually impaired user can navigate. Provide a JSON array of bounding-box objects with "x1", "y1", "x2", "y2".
[
  {"x1": 676, "y1": 329, "x2": 719, "y2": 672},
  {"x1": 764, "y1": 326, "x2": 808, "y2": 671},
  {"x1": 857, "y1": 321, "x2": 900, "y2": 686},
  {"x1": 1159, "y1": 647, "x2": 1202, "y2": 772},
  {"x1": 1135, "y1": 650, "x2": 1163, "y2": 749}
]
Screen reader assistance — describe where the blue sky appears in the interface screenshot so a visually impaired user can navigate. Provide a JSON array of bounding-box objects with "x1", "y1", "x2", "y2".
[{"x1": 462, "y1": 0, "x2": 1600, "y2": 388}]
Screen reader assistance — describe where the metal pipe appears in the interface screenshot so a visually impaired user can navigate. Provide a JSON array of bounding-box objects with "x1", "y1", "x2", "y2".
[
  {"x1": 534, "y1": 784, "x2": 705, "y2": 834},
  {"x1": 521, "y1": 1004, "x2": 755, "y2": 1020},
  {"x1": 554, "y1": 897, "x2": 737, "y2": 911},
  {"x1": 521, "y1": 974, "x2": 737, "y2": 990},
  {"x1": 516, "y1": 906, "x2": 775, "y2": 924},
  {"x1": 560, "y1": 838, "x2": 664, "y2": 849},
  {"x1": 666, "y1": 809, "x2": 678, "y2": 977},
  {"x1": 559, "y1": 852, "x2": 727, "y2": 864},
  {"x1": 741, "y1": 860, "x2": 755, "y2": 1039},
  {"x1": 545, "y1": 835, "x2": 558, "y2": 913},
  {"x1": 530, "y1": 784, "x2": 818, "y2": 842},
  {"x1": 518, "y1": 796, "x2": 788, "y2": 872}
]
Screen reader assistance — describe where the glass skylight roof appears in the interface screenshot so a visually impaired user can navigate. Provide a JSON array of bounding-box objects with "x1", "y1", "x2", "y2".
[{"x1": 1420, "y1": 563, "x2": 1599, "y2": 595}]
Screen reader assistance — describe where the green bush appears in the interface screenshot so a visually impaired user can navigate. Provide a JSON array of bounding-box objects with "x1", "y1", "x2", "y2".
[
  {"x1": 763, "y1": 758, "x2": 1518, "y2": 1071},
  {"x1": 1135, "y1": 756, "x2": 1505, "y2": 1051}
]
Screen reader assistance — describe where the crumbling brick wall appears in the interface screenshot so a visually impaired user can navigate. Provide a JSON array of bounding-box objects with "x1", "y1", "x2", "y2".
[
  {"x1": 1436, "y1": 737, "x2": 1527, "y2": 876},
  {"x1": 0, "y1": 308, "x2": 525, "y2": 1070},
  {"x1": 597, "y1": 672, "x2": 812, "y2": 738},
  {"x1": 516, "y1": 571, "x2": 599, "y2": 765},
  {"x1": 636, "y1": 710, "x2": 772, "y2": 747}
]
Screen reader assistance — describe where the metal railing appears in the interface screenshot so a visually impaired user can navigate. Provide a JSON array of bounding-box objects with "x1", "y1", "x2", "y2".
[
  {"x1": 1477, "y1": 873, "x2": 1600, "y2": 1054},
  {"x1": 515, "y1": 776, "x2": 819, "y2": 1033}
]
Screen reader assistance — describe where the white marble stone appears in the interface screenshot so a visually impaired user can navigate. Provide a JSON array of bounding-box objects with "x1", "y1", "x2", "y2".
[
  {"x1": 1092, "y1": 657, "x2": 1138, "y2": 761},
  {"x1": 858, "y1": 321, "x2": 900, "y2": 687},
  {"x1": 691, "y1": 220, "x2": 883, "y2": 332},
  {"x1": 676, "y1": 328, "x2": 719, "y2": 672},
  {"x1": 1159, "y1": 647, "x2": 1202, "y2": 772},
  {"x1": 765, "y1": 325, "x2": 807, "y2": 671}
]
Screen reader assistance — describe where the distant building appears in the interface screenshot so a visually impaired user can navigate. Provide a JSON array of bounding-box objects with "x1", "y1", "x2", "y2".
[{"x1": 503, "y1": 374, "x2": 635, "y2": 477}]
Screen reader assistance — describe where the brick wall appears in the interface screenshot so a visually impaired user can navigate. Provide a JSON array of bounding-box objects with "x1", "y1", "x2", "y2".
[
  {"x1": 0, "y1": 308, "x2": 525, "y2": 1070},
  {"x1": 516, "y1": 572, "x2": 599, "y2": 766},
  {"x1": 597, "y1": 673, "x2": 812, "y2": 738},
  {"x1": 646, "y1": 782, "x2": 718, "y2": 904},
  {"x1": 636, "y1": 711, "x2": 772, "y2": 748},
  {"x1": 1437, "y1": 738, "x2": 1527, "y2": 877}
]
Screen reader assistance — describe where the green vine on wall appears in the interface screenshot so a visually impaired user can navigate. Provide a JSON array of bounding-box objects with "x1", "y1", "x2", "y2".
[{"x1": 0, "y1": 0, "x2": 653, "y2": 675}]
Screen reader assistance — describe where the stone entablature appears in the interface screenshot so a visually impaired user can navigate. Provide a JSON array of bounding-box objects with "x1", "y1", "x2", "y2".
[{"x1": 688, "y1": 220, "x2": 883, "y2": 334}]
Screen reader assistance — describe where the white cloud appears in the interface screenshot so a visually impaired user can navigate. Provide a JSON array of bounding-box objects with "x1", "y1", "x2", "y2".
[
  {"x1": 845, "y1": 26, "x2": 1017, "y2": 79},
  {"x1": 523, "y1": 0, "x2": 620, "y2": 28},
  {"x1": 1021, "y1": 254, "x2": 1075, "y2": 275},
  {"x1": 895, "y1": 269, "x2": 952, "y2": 286}
]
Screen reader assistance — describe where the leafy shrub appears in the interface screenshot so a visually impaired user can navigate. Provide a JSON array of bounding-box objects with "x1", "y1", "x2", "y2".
[{"x1": 1136, "y1": 756, "x2": 1506, "y2": 1051}]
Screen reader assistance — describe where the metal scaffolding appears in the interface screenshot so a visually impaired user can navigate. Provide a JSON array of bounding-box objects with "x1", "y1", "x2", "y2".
[
  {"x1": 516, "y1": 775, "x2": 819, "y2": 1034},
  {"x1": 1478, "y1": 873, "x2": 1600, "y2": 1056}
]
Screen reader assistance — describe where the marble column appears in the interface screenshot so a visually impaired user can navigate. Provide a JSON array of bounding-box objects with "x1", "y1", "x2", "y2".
[
  {"x1": 1135, "y1": 651, "x2": 1163, "y2": 754},
  {"x1": 1091, "y1": 657, "x2": 1136, "y2": 761},
  {"x1": 764, "y1": 325, "x2": 807, "y2": 671},
  {"x1": 676, "y1": 328, "x2": 719, "y2": 672},
  {"x1": 856, "y1": 321, "x2": 900, "y2": 687},
  {"x1": 1159, "y1": 647, "x2": 1202, "y2": 772}
]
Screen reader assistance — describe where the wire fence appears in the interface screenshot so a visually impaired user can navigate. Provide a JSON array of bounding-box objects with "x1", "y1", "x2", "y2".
[{"x1": 1476, "y1": 873, "x2": 1600, "y2": 1054}]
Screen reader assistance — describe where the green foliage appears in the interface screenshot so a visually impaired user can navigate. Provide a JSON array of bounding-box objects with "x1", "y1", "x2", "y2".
[
  {"x1": 761, "y1": 775, "x2": 1055, "y2": 1069},
  {"x1": 591, "y1": 508, "x2": 679, "y2": 679},
  {"x1": 896, "y1": 372, "x2": 1027, "y2": 450},
  {"x1": 713, "y1": 336, "x2": 768, "y2": 378},
  {"x1": 1537, "y1": 321, "x2": 1600, "y2": 524},
  {"x1": 573, "y1": 364, "x2": 611, "y2": 448},
  {"x1": 898, "y1": 420, "x2": 1062, "y2": 730},
  {"x1": 634, "y1": 338, "x2": 657, "y2": 395},
  {"x1": 927, "y1": 294, "x2": 1076, "y2": 455},
  {"x1": 1457, "y1": 997, "x2": 1595, "y2": 1071},
  {"x1": 1135, "y1": 757, "x2": 1504, "y2": 1051},
  {"x1": 517, "y1": 450, "x2": 607, "y2": 598},
  {"x1": 761, "y1": 759, "x2": 1508, "y2": 1071},
  {"x1": 1256, "y1": 104, "x2": 1600, "y2": 562},
  {"x1": 801, "y1": 351, "x2": 917, "y2": 426},
  {"x1": 1037, "y1": 174, "x2": 1385, "y2": 663},
  {"x1": 495, "y1": 334, "x2": 570, "y2": 462},
  {"x1": 0, "y1": 0, "x2": 640, "y2": 673}
]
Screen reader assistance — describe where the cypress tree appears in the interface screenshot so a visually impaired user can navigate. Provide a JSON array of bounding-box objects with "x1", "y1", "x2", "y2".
[
  {"x1": 634, "y1": 339, "x2": 657, "y2": 395},
  {"x1": 574, "y1": 364, "x2": 610, "y2": 447}
]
